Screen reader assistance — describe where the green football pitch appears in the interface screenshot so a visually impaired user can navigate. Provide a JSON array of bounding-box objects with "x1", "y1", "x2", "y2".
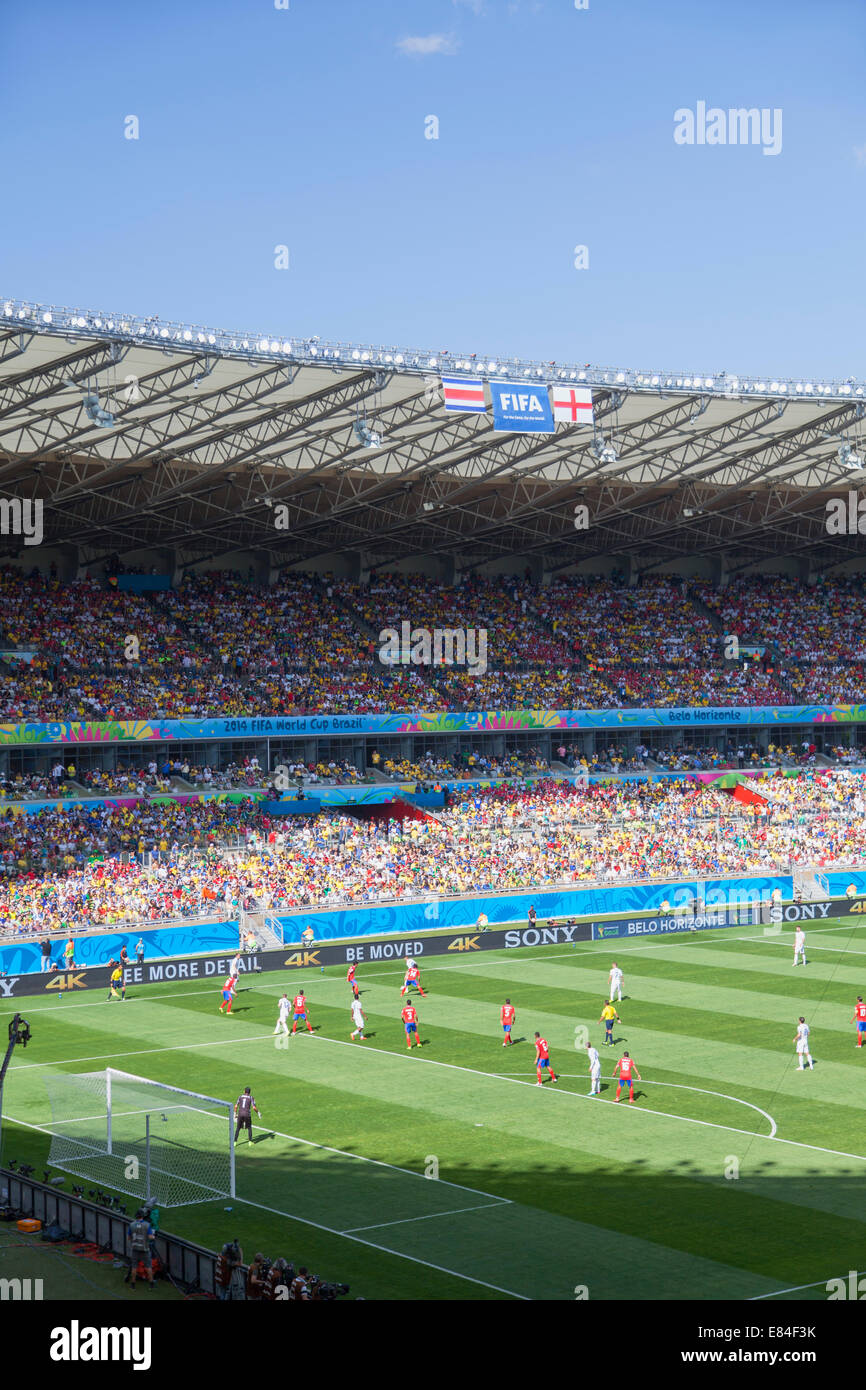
[{"x1": 3, "y1": 918, "x2": 866, "y2": 1302}]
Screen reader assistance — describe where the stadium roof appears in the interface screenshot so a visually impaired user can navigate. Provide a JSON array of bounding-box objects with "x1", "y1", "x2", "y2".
[{"x1": 1, "y1": 295, "x2": 865, "y2": 576}]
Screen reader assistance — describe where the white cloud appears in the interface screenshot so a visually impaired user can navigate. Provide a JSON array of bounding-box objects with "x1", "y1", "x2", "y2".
[
  {"x1": 396, "y1": 32, "x2": 460, "y2": 56},
  {"x1": 854, "y1": 144, "x2": 866, "y2": 168}
]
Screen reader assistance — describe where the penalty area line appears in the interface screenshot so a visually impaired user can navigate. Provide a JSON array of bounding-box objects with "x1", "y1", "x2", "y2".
[
  {"x1": 2, "y1": 1115, "x2": 526, "y2": 1301},
  {"x1": 341, "y1": 1200, "x2": 508, "y2": 1235},
  {"x1": 235, "y1": 1192, "x2": 529, "y2": 1300}
]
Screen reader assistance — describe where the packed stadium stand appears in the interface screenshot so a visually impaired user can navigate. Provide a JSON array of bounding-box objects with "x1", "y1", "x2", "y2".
[{"x1": 2, "y1": 299, "x2": 866, "y2": 953}]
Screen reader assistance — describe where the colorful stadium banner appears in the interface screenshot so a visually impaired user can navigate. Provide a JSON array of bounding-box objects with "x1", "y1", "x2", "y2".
[
  {"x1": 0, "y1": 704, "x2": 864, "y2": 747},
  {"x1": 489, "y1": 380, "x2": 555, "y2": 433}
]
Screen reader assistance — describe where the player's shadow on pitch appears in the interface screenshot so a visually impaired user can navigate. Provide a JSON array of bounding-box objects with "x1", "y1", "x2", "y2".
[{"x1": 250, "y1": 1132, "x2": 275, "y2": 1145}]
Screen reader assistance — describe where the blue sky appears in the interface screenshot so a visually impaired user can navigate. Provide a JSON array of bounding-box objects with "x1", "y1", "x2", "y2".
[{"x1": 2, "y1": 0, "x2": 864, "y2": 378}]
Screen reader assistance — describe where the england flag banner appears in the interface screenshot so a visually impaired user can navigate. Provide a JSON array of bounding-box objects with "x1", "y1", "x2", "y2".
[
  {"x1": 489, "y1": 381, "x2": 555, "y2": 434},
  {"x1": 441, "y1": 378, "x2": 486, "y2": 412},
  {"x1": 552, "y1": 386, "x2": 593, "y2": 426}
]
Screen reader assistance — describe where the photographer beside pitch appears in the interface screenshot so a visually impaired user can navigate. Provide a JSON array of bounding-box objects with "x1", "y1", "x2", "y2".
[
  {"x1": 214, "y1": 1240, "x2": 245, "y2": 1300},
  {"x1": 126, "y1": 1208, "x2": 156, "y2": 1290}
]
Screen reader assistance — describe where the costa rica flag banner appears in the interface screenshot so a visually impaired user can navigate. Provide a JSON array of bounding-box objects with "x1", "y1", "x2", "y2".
[{"x1": 441, "y1": 378, "x2": 486, "y2": 412}]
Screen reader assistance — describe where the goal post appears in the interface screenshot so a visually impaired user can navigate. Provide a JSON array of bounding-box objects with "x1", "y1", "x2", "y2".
[{"x1": 43, "y1": 1068, "x2": 235, "y2": 1208}]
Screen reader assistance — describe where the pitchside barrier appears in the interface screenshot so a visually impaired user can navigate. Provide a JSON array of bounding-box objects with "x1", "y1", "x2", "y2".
[
  {"x1": 0, "y1": 1167, "x2": 223, "y2": 1294},
  {"x1": 0, "y1": 870, "x2": 809, "y2": 976},
  {"x1": 2, "y1": 897, "x2": 865, "y2": 999}
]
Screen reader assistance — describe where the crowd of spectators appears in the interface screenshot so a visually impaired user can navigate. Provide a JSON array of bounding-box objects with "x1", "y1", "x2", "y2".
[
  {"x1": 2, "y1": 771, "x2": 866, "y2": 941},
  {"x1": 336, "y1": 573, "x2": 572, "y2": 667},
  {"x1": 4, "y1": 566, "x2": 866, "y2": 717},
  {"x1": 697, "y1": 575, "x2": 866, "y2": 665},
  {"x1": 373, "y1": 748, "x2": 550, "y2": 783}
]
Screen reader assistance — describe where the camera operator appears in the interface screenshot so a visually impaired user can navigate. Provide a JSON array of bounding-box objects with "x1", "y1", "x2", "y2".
[
  {"x1": 263, "y1": 1256, "x2": 292, "y2": 1301},
  {"x1": 214, "y1": 1240, "x2": 244, "y2": 1300},
  {"x1": 126, "y1": 1209, "x2": 156, "y2": 1290},
  {"x1": 246, "y1": 1252, "x2": 268, "y2": 1301},
  {"x1": 288, "y1": 1265, "x2": 312, "y2": 1300}
]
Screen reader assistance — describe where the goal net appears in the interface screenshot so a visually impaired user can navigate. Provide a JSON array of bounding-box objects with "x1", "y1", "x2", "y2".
[{"x1": 43, "y1": 1069, "x2": 235, "y2": 1208}]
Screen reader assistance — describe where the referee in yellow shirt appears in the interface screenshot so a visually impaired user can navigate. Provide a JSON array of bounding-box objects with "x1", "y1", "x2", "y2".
[
  {"x1": 599, "y1": 999, "x2": 620, "y2": 1046},
  {"x1": 108, "y1": 965, "x2": 126, "y2": 1002}
]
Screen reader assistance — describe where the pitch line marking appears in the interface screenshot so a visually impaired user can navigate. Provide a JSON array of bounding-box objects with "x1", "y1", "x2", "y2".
[
  {"x1": 3, "y1": 1086, "x2": 510, "y2": 1206},
  {"x1": 735, "y1": 938, "x2": 866, "y2": 959},
  {"x1": 297, "y1": 1031, "x2": 866, "y2": 1162},
  {"x1": 497, "y1": 1074, "x2": 777, "y2": 1138},
  {"x1": 9, "y1": 1016, "x2": 865, "y2": 1162},
  {"x1": 341, "y1": 1201, "x2": 508, "y2": 1235},
  {"x1": 4, "y1": 1115, "x2": 526, "y2": 1302},
  {"x1": 236, "y1": 1193, "x2": 529, "y2": 1300},
  {"x1": 748, "y1": 1270, "x2": 866, "y2": 1300}
]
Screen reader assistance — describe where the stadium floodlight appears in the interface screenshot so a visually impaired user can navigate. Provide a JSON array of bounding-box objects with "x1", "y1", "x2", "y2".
[
  {"x1": 839, "y1": 442, "x2": 865, "y2": 471},
  {"x1": 82, "y1": 393, "x2": 115, "y2": 428},
  {"x1": 43, "y1": 1069, "x2": 235, "y2": 1208},
  {"x1": 591, "y1": 434, "x2": 618, "y2": 464},
  {"x1": 353, "y1": 420, "x2": 381, "y2": 448}
]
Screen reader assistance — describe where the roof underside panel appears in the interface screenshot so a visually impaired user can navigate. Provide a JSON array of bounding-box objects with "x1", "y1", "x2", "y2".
[{"x1": 0, "y1": 304, "x2": 864, "y2": 572}]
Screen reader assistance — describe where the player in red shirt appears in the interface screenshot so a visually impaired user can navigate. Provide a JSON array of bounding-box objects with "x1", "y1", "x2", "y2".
[
  {"x1": 291, "y1": 989, "x2": 313, "y2": 1034},
  {"x1": 218, "y1": 975, "x2": 237, "y2": 1014},
  {"x1": 400, "y1": 964, "x2": 426, "y2": 997},
  {"x1": 401, "y1": 1002, "x2": 421, "y2": 1048},
  {"x1": 613, "y1": 1051, "x2": 641, "y2": 1103},
  {"x1": 851, "y1": 996, "x2": 866, "y2": 1048},
  {"x1": 347, "y1": 964, "x2": 357, "y2": 987},
  {"x1": 500, "y1": 999, "x2": 516, "y2": 1046},
  {"x1": 534, "y1": 1032, "x2": 557, "y2": 1085}
]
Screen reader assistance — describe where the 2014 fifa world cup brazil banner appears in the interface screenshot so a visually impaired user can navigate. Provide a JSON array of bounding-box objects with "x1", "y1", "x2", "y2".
[{"x1": 0, "y1": 704, "x2": 864, "y2": 746}]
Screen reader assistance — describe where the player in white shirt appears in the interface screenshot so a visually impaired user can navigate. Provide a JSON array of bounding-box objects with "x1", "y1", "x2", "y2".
[
  {"x1": 273, "y1": 993, "x2": 290, "y2": 1036},
  {"x1": 350, "y1": 997, "x2": 367, "y2": 1041},
  {"x1": 794, "y1": 1016, "x2": 814, "y2": 1070},
  {"x1": 608, "y1": 962, "x2": 624, "y2": 1002},
  {"x1": 793, "y1": 929, "x2": 807, "y2": 966},
  {"x1": 586, "y1": 1040, "x2": 602, "y2": 1095}
]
